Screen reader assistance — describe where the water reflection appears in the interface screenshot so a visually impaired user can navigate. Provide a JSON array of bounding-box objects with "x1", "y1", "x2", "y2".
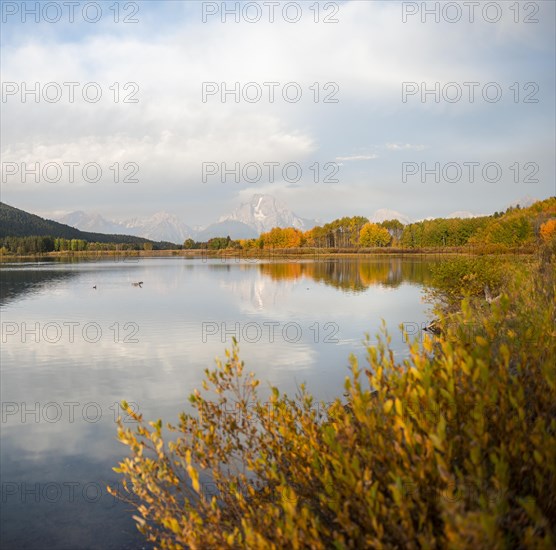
[
  {"x1": 0, "y1": 267, "x2": 80, "y2": 307},
  {"x1": 258, "y1": 257, "x2": 434, "y2": 292}
]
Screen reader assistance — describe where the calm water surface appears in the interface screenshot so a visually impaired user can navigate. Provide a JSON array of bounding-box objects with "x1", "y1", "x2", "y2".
[{"x1": 1, "y1": 257, "x2": 436, "y2": 549}]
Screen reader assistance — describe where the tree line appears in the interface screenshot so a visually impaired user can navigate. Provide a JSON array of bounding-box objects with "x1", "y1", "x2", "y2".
[{"x1": 0, "y1": 236, "x2": 153, "y2": 255}]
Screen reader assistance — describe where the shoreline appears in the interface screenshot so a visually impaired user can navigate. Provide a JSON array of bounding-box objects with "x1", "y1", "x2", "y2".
[{"x1": 0, "y1": 245, "x2": 537, "y2": 263}]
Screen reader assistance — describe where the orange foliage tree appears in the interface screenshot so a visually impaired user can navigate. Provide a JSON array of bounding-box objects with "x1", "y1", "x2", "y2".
[
  {"x1": 540, "y1": 219, "x2": 556, "y2": 242},
  {"x1": 259, "y1": 227, "x2": 304, "y2": 248}
]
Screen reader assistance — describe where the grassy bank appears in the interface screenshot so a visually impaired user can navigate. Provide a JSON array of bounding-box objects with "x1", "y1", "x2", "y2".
[{"x1": 0, "y1": 244, "x2": 540, "y2": 263}]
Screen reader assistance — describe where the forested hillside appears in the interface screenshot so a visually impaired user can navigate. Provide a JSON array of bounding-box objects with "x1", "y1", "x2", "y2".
[{"x1": 0, "y1": 203, "x2": 176, "y2": 251}]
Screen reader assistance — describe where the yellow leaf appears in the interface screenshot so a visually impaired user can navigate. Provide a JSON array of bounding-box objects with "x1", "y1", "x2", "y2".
[
  {"x1": 430, "y1": 435, "x2": 444, "y2": 451},
  {"x1": 188, "y1": 466, "x2": 200, "y2": 493}
]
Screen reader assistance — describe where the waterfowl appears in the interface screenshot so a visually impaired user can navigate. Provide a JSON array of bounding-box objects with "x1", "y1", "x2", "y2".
[{"x1": 132, "y1": 281, "x2": 143, "y2": 288}]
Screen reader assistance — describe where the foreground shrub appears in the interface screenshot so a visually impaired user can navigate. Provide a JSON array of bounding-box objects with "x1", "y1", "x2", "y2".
[{"x1": 111, "y1": 256, "x2": 556, "y2": 549}]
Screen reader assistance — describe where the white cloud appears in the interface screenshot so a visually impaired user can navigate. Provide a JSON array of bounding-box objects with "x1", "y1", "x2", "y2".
[
  {"x1": 386, "y1": 143, "x2": 426, "y2": 151},
  {"x1": 335, "y1": 154, "x2": 378, "y2": 162}
]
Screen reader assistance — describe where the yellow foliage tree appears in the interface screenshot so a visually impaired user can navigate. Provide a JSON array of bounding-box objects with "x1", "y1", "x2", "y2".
[
  {"x1": 239, "y1": 239, "x2": 258, "y2": 250},
  {"x1": 359, "y1": 223, "x2": 392, "y2": 247}
]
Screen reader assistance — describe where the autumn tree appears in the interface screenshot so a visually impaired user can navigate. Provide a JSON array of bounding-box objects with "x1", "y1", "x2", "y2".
[
  {"x1": 260, "y1": 227, "x2": 303, "y2": 248},
  {"x1": 239, "y1": 239, "x2": 258, "y2": 250},
  {"x1": 379, "y1": 219, "x2": 404, "y2": 245},
  {"x1": 540, "y1": 219, "x2": 556, "y2": 242},
  {"x1": 303, "y1": 226, "x2": 328, "y2": 248},
  {"x1": 359, "y1": 223, "x2": 392, "y2": 247}
]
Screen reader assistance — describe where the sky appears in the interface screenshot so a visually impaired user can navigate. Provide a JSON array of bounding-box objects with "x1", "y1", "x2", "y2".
[{"x1": 1, "y1": 0, "x2": 555, "y2": 226}]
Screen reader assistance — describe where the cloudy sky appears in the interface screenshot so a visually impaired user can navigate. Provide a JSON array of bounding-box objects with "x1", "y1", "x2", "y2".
[{"x1": 1, "y1": 0, "x2": 555, "y2": 225}]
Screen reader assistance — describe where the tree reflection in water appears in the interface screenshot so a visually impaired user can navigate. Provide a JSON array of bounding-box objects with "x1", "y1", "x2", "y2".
[{"x1": 258, "y1": 257, "x2": 436, "y2": 293}]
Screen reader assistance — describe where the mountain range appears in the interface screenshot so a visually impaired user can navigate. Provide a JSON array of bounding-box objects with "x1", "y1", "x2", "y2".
[
  {"x1": 55, "y1": 194, "x2": 320, "y2": 243},
  {"x1": 59, "y1": 210, "x2": 195, "y2": 244}
]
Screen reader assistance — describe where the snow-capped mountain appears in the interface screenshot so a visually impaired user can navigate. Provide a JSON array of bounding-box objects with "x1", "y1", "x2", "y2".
[
  {"x1": 508, "y1": 196, "x2": 537, "y2": 209},
  {"x1": 218, "y1": 194, "x2": 318, "y2": 234},
  {"x1": 120, "y1": 212, "x2": 194, "y2": 243},
  {"x1": 56, "y1": 211, "x2": 194, "y2": 243},
  {"x1": 447, "y1": 211, "x2": 478, "y2": 219},
  {"x1": 370, "y1": 208, "x2": 412, "y2": 225},
  {"x1": 58, "y1": 211, "x2": 125, "y2": 234}
]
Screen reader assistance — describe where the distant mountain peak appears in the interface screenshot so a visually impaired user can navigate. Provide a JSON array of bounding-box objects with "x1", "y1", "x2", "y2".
[
  {"x1": 370, "y1": 208, "x2": 412, "y2": 225},
  {"x1": 56, "y1": 210, "x2": 193, "y2": 244},
  {"x1": 508, "y1": 196, "x2": 537, "y2": 209},
  {"x1": 447, "y1": 211, "x2": 478, "y2": 219},
  {"x1": 218, "y1": 194, "x2": 317, "y2": 234}
]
